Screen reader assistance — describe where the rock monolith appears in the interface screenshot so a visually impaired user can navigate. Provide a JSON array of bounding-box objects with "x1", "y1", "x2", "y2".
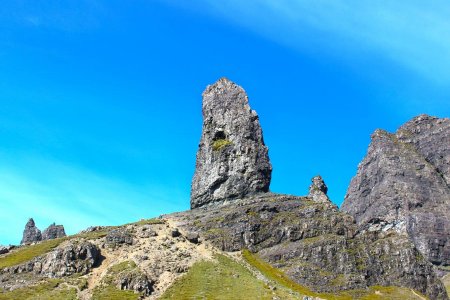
[
  {"x1": 190, "y1": 78, "x2": 272, "y2": 209},
  {"x1": 20, "y1": 218, "x2": 42, "y2": 245}
]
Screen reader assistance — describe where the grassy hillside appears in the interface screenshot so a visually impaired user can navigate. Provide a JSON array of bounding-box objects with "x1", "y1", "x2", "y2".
[
  {"x1": 160, "y1": 253, "x2": 300, "y2": 300},
  {"x1": 160, "y1": 250, "x2": 427, "y2": 300},
  {"x1": 0, "y1": 229, "x2": 109, "y2": 270},
  {"x1": 0, "y1": 279, "x2": 77, "y2": 300}
]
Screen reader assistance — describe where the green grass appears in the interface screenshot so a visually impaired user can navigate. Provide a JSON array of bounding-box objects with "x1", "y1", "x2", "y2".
[
  {"x1": 108, "y1": 260, "x2": 137, "y2": 274},
  {"x1": 91, "y1": 260, "x2": 142, "y2": 299},
  {"x1": 242, "y1": 250, "x2": 426, "y2": 300},
  {"x1": 242, "y1": 249, "x2": 320, "y2": 298},
  {"x1": 212, "y1": 139, "x2": 232, "y2": 151},
  {"x1": 160, "y1": 254, "x2": 298, "y2": 300},
  {"x1": 442, "y1": 273, "x2": 450, "y2": 296},
  {"x1": 0, "y1": 227, "x2": 111, "y2": 270},
  {"x1": 0, "y1": 279, "x2": 77, "y2": 300},
  {"x1": 92, "y1": 285, "x2": 139, "y2": 300},
  {"x1": 0, "y1": 238, "x2": 67, "y2": 269},
  {"x1": 76, "y1": 229, "x2": 109, "y2": 240},
  {"x1": 126, "y1": 218, "x2": 165, "y2": 226}
]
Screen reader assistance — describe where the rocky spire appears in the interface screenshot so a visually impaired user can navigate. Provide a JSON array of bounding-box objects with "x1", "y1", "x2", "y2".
[
  {"x1": 308, "y1": 175, "x2": 330, "y2": 203},
  {"x1": 342, "y1": 114, "x2": 450, "y2": 266},
  {"x1": 21, "y1": 218, "x2": 42, "y2": 245},
  {"x1": 190, "y1": 78, "x2": 272, "y2": 209},
  {"x1": 42, "y1": 223, "x2": 66, "y2": 240}
]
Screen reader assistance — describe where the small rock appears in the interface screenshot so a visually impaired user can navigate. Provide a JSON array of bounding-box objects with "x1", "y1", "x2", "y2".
[
  {"x1": 106, "y1": 229, "x2": 133, "y2": 246},
  {"x1": 185, "y1": 232, "x2": 200, "y2": 244},
  {"x1": 170, "y1": 228, "x2": 181, "y2": 238}
]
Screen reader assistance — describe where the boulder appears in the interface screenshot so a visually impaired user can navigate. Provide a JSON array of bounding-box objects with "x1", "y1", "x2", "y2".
[
  {"x1": 185, "y1": 232, "x2": 200, "y2": 244},
  {"x1": 118, "y1": 270, "x2": 154, "y2": 296},
  {"x1": 106, "y1": 229, "x2": 133, "y2": 246}
]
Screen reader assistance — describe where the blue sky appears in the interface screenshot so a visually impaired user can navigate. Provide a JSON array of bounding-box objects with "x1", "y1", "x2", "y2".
[{"x1": 0, "y1": 1, "x2": 449, "y2": 245}]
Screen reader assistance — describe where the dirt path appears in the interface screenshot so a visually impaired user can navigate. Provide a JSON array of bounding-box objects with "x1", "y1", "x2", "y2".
[
  {"x1": 411, "y1": 289, "x2": 427, "y2": 300},
  {"x1": 78, "y1": 249, "x2": 116, "y2": 300}
]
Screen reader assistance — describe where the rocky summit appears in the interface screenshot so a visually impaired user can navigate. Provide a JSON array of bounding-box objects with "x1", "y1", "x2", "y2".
[
  {"x1": 190, "y1": 78, "x2": 272, "y2": 209},
  {"x1": 342, "y1": 115, "x2": 450, "y2": 268}
]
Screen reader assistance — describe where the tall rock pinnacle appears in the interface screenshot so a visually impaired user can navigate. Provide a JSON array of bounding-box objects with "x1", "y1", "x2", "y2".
[
  {"x1": 190, "y1": 78, "x2": 272, "y2": 209},
  {"x1": 308, "y1": 175, "x2": 331, "y2": 203},
  {"x1": 21, "y1": 218, "x2": 42, "y2": 245}
]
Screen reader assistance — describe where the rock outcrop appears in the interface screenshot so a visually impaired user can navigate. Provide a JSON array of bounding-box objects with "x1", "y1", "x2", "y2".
[
  {"x1": 3, "y1": 241, "x2": 100, "y2": 277},
  {"x1": 173, "y1": 193, "x2": 448, "y2": 299},
  {"x1": 308, "y1": 175, "x2": 331, "y2": 203},
  {"x1": 0, "y1": 246, "x2": 9, "y2": 255},
  {"x1": 106, "y1": 228, "x2": 134, "y2": 247},
  {"x1": 342, "y1": 115, "x2": 450, "y2": 267},
  {"x1": 190, "y1": 78, "x2": 272, "y2": 208},
  {"x1": 42, "y1": 223, "x2": 66, "y2": 240},
  {"x1": 20, "y1": 218, "x2": 42, "y2": 245}
]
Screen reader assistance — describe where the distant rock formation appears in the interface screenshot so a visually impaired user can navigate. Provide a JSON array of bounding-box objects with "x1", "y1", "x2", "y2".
[
  {"x1": 42, "y1": 223, "x2": 66, "y2": 241},
  {"x1": 21, "y1": 218, "x2": 42, "y2": 245},
  {"x1": 21, "y1": 219, "x2": 66, "y2": 245},
  {"x1": 308, "y1": 175, "x2": 331, "y2": 203},
  {"x1": 190, "y1": 78, "x2": 272, "y2": 208},
  {"x1": 342, "y1": 114, "x2": 450, "y2": 267}
]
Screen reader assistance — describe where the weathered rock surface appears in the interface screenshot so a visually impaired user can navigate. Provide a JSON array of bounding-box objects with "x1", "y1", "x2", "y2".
[
  {"x1": 106, "y1": 228, "x2": 133, "y2": 247},
  {"x1": 342, "y1": 115, "x2": 450, "y2": 267},
  {"x1": 308, "y1": 175, "x2": 331, "y2": 203},
  {"x1": 190, "y1": 78, "x2": 272, "y2": 208},
  {"x1": 42, "y1": 223, "x2": 66, "y2": 240},
  {"x1": 20, "y1": 218, "x2": 42, "y2": 245},
  {"x1": 0, "y1": 246, "x2": 9, "y2": 255},
  {"x1": 117, "y1": 269, "x2": 154, "y2": 296},
  {"x1": 3, "y1": 241, "x2": 100, "y2": 277},
  {"x1": 172, "y1": 193, "x2": 448, "y2": 299}
]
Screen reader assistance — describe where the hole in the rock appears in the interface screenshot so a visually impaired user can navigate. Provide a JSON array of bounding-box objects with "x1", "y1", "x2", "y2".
[{"x1": 213, "y1": 130, "x2": 226, "y2": 141}]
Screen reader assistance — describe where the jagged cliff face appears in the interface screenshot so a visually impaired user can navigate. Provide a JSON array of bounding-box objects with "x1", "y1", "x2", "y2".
[
  {"x1": 190, "y1": 78, "x2": 272, "y2": 209},
  {"x1": 173, "y1": 193, "x2": 448, "y2": 299},
  {"x1": 342, "y1": 115, "x2": 450, "y2": 267}
]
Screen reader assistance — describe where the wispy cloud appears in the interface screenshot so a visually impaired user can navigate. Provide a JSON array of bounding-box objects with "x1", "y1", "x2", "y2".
[
  {"x1": 0, "y1": 0, "x2": 105, "y2": 31},
  {"x1": 168, "y1": 0, "x2": 450, "y2": 84},
  {"x1": 0, "y1": 155, "x2": 184, "y2": 245}
]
